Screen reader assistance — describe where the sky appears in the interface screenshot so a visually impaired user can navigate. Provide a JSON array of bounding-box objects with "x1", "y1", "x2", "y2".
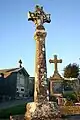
[{"x1": 0, "y1": 0, "x2": 80, "y2": 77}]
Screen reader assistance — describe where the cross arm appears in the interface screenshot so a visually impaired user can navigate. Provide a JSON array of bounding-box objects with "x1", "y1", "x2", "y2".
[
  {"x1": 28, "y1": 11, "x2": 35, "y2": 21},
  {"x1": 49, "y1": 59, "x2": 53, "y2": 63},
  {"x1": 44, "y1": 14, "x2": 51, "y2": 23},
  {"x1": 28, "y1": 5, "x2": 51, "y2": 24},
  {"x1": 58, "y1": 59, "x2": 62, "y2": 63}
]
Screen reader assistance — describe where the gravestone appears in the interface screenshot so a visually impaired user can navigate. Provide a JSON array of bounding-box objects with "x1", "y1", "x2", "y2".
[
  {"x1": 49, "y1": 55, "x2": 63, "y2": 105},
  {"x1": 25, "y1": 5, "x2": 61, "y2": 120}
]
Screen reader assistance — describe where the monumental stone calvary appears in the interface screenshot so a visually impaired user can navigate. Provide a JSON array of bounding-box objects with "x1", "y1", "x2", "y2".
[{"x1": 25, "y1": 5, "x2": 60, "y2": 120}]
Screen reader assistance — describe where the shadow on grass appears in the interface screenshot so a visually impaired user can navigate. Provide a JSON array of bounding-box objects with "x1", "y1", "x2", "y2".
[{"x1": 0, "y1": 103, "x2": 26, "y2": 119}]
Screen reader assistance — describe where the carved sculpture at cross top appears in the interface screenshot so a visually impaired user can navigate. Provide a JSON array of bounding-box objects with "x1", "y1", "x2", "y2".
[
  {"x1": 28, "y1": 5, "x2": 51, "y2": 27},
  {"x1": 49, "y1": 55, "x2": 62, "y2": 73}
]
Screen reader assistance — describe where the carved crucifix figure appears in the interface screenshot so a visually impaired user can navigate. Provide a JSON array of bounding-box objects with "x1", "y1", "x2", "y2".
[
  {"x1": 49, "y1": 55, "x2": 62, "y2": 73},
  {"x1": 28, "y1": 5, "x2": 51, "y2": 27}
]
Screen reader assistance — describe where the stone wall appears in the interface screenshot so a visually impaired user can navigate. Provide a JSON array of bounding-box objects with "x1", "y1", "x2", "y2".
[{"x1": 60, "y1": 106, "x2": 80, "y2": 115}]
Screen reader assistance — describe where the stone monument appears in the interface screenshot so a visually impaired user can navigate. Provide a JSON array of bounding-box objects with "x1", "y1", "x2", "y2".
[
  {"x1": 49, "y1": 55, "x2": 63, "y2": 105},
  {"x1": 25, "y1": 5, "x2": 60, "y2": 120},
  {"x1": 49, "y1": 55, "x2": 62, "y2": 74}
]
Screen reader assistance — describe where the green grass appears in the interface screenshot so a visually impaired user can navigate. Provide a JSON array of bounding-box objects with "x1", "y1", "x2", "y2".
[{"x1": 0, "y1": 103, "x2": 26, "y2": 119}]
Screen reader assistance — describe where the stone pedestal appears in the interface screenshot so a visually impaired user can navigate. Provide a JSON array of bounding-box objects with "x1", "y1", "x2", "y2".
[{"x1": 25, "y1": 101, "x2": 60, "y2": 120}]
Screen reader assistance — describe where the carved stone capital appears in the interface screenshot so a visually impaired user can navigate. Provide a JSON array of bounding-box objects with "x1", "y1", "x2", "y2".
[
  {"x1": 34, "y1": 30, "x2": 47, "y2": 40},
  {"x1": 36, "y1": 25, "x2": 45, "y2": 30}
]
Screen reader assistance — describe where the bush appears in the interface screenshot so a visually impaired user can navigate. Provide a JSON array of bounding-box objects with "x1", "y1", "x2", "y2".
[{"x1": 63, "y1": 92, "x2": 78, "y2": 103}]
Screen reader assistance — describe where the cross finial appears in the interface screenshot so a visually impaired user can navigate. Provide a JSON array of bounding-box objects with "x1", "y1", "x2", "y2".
[
  {"x1": 28, "y1": 5, "x2": 51, "y2": 27},
  {"x1": 49, "y1": 55, "x2": 62, "y2": 73},
  {"x1": 19, "y1": 59, "x2": 22, "y2": 68}
]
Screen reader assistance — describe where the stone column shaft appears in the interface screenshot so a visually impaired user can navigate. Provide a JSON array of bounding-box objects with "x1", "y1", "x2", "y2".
[{"x1": 34, "y1": 28, "x2": 48, "y2": 103}]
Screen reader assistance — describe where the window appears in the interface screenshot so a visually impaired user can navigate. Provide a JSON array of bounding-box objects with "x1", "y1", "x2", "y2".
[
  {"x1": 19, "y1": 71, "x2": 22, "y2": 74},
  {"x1": 17, "y1": 73, "x2": 24, "y2": 85},
  {"x1": 21, "y1": 88, "x2": 24, "y2": 91},
  {"x1": 17, "y1": 88, "x2": 18, "y2": 91}
]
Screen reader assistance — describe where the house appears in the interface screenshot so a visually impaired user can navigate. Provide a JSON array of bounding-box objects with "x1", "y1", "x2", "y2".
[{"x1": 0, "y1": 60, "x2": 30, "y2": 100}]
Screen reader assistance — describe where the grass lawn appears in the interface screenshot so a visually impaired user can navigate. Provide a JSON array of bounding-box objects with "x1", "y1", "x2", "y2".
[{"x1": 0, "y1": 103, "x2": 26, "y2": 119}]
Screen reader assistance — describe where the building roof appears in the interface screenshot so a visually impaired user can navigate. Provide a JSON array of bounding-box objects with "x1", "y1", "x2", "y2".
[{"x1": 0, "y1": 67, "x2": 29, "y2": 78}]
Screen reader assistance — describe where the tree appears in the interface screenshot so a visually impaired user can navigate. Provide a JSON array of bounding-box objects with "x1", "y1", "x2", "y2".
[
  {"x1": 62, "y1": 80, "x2": 73, "y2": 91},
  {"x1": 63, "y1": 63, "x2": 79, "y2": 78}
]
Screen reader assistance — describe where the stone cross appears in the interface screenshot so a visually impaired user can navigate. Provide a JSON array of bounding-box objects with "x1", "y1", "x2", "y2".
[
  {"x1": 28, "y1": 5, "x2": 51, "y2": 103},
  {"x1": 28, "y1": 5, "x2": 51, "y2": 27},
  {"x1": 25, "y1": 6, "x2": 61, "y2": 120},
  {"x1": 49, "y1": 55, "x2": 62, "y2": 73}
]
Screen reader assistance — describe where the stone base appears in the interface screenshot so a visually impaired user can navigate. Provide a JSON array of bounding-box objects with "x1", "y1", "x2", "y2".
[
  {"x1": 25, "y1": 101, "x2": 61, "y2": 120},
  {"x1": 60, "y1": 106, "x2": 80, "y2": 116}
]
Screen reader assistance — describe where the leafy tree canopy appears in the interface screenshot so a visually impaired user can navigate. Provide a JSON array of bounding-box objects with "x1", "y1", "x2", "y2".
[{"x1": 63, "y1": 63, "x2": 79, "y2": 78}]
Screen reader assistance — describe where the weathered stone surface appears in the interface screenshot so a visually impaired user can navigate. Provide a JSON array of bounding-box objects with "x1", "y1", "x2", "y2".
[
  {"x1": 25, "y1": 101, "x2": 60, "y2": 120},
  {"x1": 25, "y1": 102, "x2": 37, "y2": 120},
  {"x1": 60, "y1": 106, "x2": 80, "y2": 116},
  {"x1": 25, "y1": 5, "x2": 60, "y2": 120},
  {"x1": 34, "y1": 25, "x2": 48, "y2": 103}
]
